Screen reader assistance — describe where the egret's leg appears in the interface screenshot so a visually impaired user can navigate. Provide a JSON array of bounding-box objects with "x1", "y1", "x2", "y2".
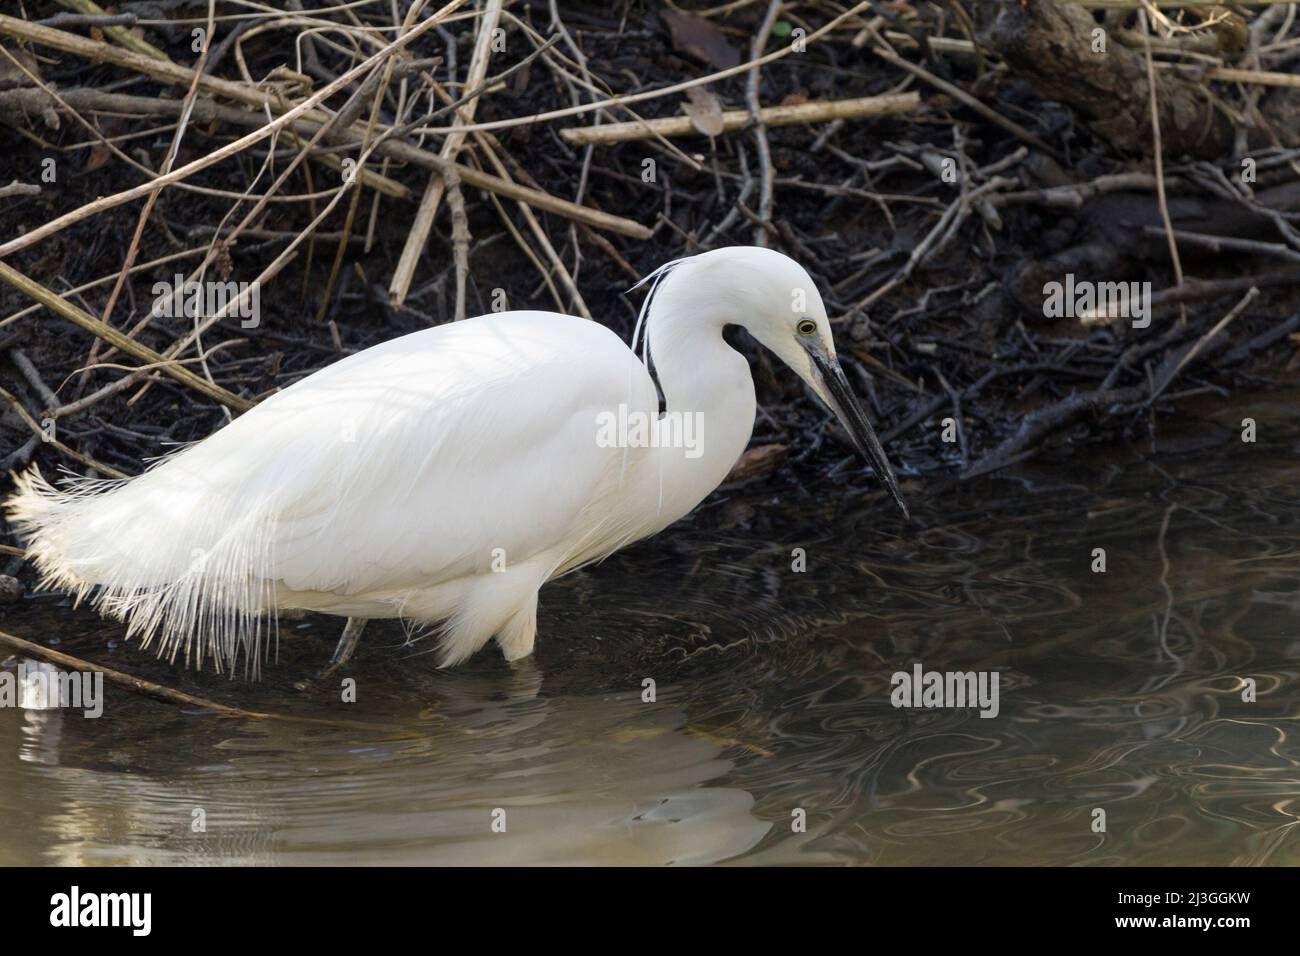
[
  {"x1": 496, "y1": 594, "x2": 538, "y2": 662},
  {"x1": 323, "y1": 617, "x2": 368, "y2": 673}
]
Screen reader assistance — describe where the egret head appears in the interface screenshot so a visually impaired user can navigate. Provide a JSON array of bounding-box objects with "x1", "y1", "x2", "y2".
[{"x1": 645, "y1": 246, "x2": 909, "y2": 518}]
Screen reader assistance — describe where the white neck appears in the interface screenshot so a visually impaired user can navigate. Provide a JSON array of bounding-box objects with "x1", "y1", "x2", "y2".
[{"x1": 642, "y1": 291, "x2": 756, "y2": 529}]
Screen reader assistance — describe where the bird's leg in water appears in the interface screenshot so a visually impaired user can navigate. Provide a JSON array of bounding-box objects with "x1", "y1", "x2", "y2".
[
  {"x1": 323, "y1": 617, "x2": 368, "y2": 674},
  {"x1": 496, "y1": 592, "x2": 539, "y2": 662}
]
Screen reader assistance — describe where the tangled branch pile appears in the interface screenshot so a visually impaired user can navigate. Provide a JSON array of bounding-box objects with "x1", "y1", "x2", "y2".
[{"x1": 0, "y1": 0, "x2": 1299, "y2": 548}]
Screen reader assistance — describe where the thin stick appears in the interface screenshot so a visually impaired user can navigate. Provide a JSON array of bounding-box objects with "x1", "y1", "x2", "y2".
[
  {"x1": 0, "y1": 385, "x2": 129, "y2": 479},
  {"x1": 0, "y1": 261, "x2": 252, "y2": 411},
  {"x1": 1203, "y1": 66, "x2": 1300, "y2": 89},
  {"x1": 445, "y1": 167, "x2": 470, "y2": 322},
  {"x1": 0, "y1": 180, "x2": 41, "y2": 199},
  {"x1": 1148, "y1": 287, "x2": 1259, "y2": 403},
  {"x1": 9, "y1": 349, "x2": 61, "y2": 411},
  {"x1": 390, "y1": 0, "x2": 505, "y2": 307},
  {"x1": 1150, "y1": 269, "x2": 1300, "y2": 308},
  {"x1": 746, "y1": 0, "x2": 783, "y2": 248},
  {"x1": 0, "y1": 628, "x2": 418, "y2": 731},
  {"x1": 561, "y1": 92, "x2": 920, "y2": 145},
  {"x1": 1141, "y1": 226, "x2": 1300, "y2": 263},
  {"x1": 0, "y1": 628, "x2": 263, "y2": 716},
  {"x1": 51, "y1": 0, "x2": 170, "y2": 61},
  {"x1": 0, "y1": 246, "x2": 207, "y2": 328},
  {"x1": 858, "y1": 24, "x2": 1059, "y2": 158},
  {"x1": 993, "y1": 172, "x2": 1168, "y2": 208},
  {"x1": 1140, "y1": 8, "x2": 1186, "y2": 318}
]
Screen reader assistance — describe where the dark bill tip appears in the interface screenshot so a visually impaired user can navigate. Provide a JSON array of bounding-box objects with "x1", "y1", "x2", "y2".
[{"x1": 812, "y1": 353, "x2": 910, "y2": 520}]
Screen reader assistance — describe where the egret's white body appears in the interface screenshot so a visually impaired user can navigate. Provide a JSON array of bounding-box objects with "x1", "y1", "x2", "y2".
[{"x1": 7, "y1": 247, "x2": 905, "y2": 673}]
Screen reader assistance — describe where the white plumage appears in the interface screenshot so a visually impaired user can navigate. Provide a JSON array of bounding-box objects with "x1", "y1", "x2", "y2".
[{"x1": 6, "y1": 247, "x2": 907, "y2": 673}]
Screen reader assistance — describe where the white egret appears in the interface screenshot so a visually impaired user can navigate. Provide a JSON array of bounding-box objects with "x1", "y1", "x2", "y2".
[{"x1": 6, "y1": 246, "x2": 907, "y2": 674}]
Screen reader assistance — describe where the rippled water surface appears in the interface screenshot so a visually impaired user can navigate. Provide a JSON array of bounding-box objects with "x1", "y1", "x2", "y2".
[{"x1": 2, "y1": 393, "x2": 1298, "y2": 865}]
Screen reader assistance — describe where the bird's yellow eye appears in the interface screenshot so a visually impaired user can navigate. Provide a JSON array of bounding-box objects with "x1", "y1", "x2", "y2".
[{"x1": 797, "y1": 319, "x2": 817, "y2": 336}]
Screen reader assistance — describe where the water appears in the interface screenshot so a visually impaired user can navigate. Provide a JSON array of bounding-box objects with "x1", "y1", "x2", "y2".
[{"x1": 2, "y1": 393, "x2": 1298, "y2": 865}]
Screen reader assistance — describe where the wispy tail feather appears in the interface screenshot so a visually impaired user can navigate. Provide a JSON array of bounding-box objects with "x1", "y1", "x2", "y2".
[{"x1": 5, "y1": 464, "x2": 279, "y2": 675}]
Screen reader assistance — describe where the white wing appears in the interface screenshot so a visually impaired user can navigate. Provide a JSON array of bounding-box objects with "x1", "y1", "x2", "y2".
[{"x1": 257, "y1": 312, "x2": 658, "y2": 591}]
